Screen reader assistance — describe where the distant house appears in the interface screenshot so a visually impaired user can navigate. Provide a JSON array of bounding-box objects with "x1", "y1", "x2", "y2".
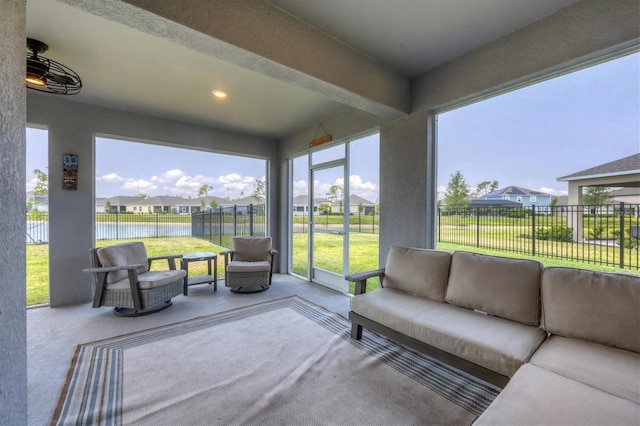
[
  {"x1": 479, "y1": 186, "x2": 551, "y2": 208},
  {"x1": 292, "y1": 194, "x2": 377, "y2": 215},
  {"x1": 336, "y1": 194, "x2": 377, "y2": 215},
  {"x1": 469, "y1": 199, "x2": 522, "y2": 208}
]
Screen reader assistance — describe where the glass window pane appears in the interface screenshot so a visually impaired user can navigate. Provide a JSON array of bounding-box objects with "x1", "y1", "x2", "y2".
[{"x1": 311, "y1": 144, "x2": 345, "y2": 165}]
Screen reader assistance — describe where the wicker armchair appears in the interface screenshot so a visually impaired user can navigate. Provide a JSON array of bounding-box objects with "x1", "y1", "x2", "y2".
[
  {"x1": 221, "y1": 236, "x2": 277, "y2": 293},
  {"x1": 83, "y1": 242, "x2": 185, "y2": 316}
]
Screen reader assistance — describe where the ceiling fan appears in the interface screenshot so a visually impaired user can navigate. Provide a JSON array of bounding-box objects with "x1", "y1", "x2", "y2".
[{"x1": 26, "y1": 38, "x2": 82, "y2": 95}]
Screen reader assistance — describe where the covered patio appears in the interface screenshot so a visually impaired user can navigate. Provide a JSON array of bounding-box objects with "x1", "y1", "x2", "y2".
[
  {"x1": 2, "y1": 1, "x2": 639, "y2": 423},
  {"x1": 558, "y1": 153, "x2": 640, "y2": 241}
]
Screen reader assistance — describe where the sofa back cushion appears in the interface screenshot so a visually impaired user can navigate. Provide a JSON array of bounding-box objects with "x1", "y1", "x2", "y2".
[
  {"x1": 541, "y1": 267, "x2": 640, "y2": 353},
  {"x1": 233, "y1": 237, "x2": 272, "y2": 262},
  {"x1": 445, "y1": 251, "x2": 543, "y2": 325},
  {"x1": 382, "y1": 246, "x2": 451, "y2": 302},
  {"x1": 96, "y1": 242, "x2": 148, "y2": 284}
]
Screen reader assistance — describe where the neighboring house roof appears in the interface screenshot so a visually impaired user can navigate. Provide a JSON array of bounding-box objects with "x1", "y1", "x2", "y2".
[
  {"x1": 469, "y1": 199, "x2": 521, "y2": 207},
  {"x1": 136, "y1": 196, "x2": 186, "y2": 206},
  {"x1": 104, "y1": 195, "x2": 141, "y2": 205},
  {"x1": 348, "y1": 194, "x2": 376, "y2": 205},
  {"x1": 234, "y1": 195, "x2": 264, "y2": 205},
  {"x1": 483, "y1": 186, "x2": 547, "y2": 197},
  {"x1": 557, "y1": 153, "x2": 640, "y2": 181}
]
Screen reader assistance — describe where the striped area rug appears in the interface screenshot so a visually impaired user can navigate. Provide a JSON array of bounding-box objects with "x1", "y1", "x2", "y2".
[{"x1": 52, "y1": 296, "x2": 500, "y2": 425}]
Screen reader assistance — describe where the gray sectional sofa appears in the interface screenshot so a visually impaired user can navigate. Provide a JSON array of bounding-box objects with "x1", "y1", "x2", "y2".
[{"x1": 346, "y1": 247, "x2": 640, "y2": 425}]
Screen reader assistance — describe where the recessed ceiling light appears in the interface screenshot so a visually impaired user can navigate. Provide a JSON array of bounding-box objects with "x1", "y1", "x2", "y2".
[{"x1": 212, "y1": 89, "x2": 227, "y2": 99}]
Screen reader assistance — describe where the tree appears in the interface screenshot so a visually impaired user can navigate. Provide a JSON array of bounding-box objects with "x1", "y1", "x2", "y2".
[
  {"x1": 583, "y1": 187, "x2": 613, "y2": 205},
  {"x1": 33, "y1": 168, "x2": 48, "y2": 196},
  {"x1": 137, "y1": 193, "x2": 148, "y2": 199},
  {"x1": 443, "y1": 171, "x2": 470, "y2": 210},
  {"x1": 327, "y1": 184, "x2": 344, "y2": 213},
  {"x1": 198, "y1": 184, "x2": 212, "y2": 198},
  {"x1": 472, "y1": 180, "x2": 499, "y2": 197},
  {"x1": 252, "y1": 178, "x2": 266, "y2": 202},
  {"x1": 105, "y1": 201, "x2": 112, "y2": 213}
]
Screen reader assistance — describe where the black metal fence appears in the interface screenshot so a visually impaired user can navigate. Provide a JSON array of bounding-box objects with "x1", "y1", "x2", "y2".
[
  {"x1": 191, "y1": 204, "x2": 266, "y2": 249},
  {"x1": 438, "y1": 203, "x2": 639, "y2": 271},
  {"x1": 292, "y1": 210, "x2": 379, "y2": 234}
]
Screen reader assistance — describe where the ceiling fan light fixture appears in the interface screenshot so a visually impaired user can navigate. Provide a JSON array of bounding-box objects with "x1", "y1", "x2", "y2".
[
  {"x1": 25, "y1": 38, "x2": 82, "y2": 95},
  {"x1": 212, "y1": 89, "x2": 228, "y2": 99},
  {"x1": 26, "y1": 56, "x2": 48, "y2": 87}
]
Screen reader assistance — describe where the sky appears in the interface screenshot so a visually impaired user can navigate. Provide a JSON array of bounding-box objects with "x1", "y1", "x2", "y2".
[
  {"x1": 437, "y1": 51, "x2": 639, "y2": 198},
  {"x1": 27, "y1": 52, "x2": 638, "y2": 201}
]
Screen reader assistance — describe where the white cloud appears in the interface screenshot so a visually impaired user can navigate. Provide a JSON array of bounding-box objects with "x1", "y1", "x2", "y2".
[
  {"x1": 349, "y1": 175, "x2": 378, "y2": 201},
  {"x1": 98, "y1": 172, "x2": 123, "y2": 183},
  {"x1": 537, "y1": 187, "x2": 567, "y2": 196},
  {"x1": 175, "y1": 175, "x2": 204, "y2": 190},
  {"x1": 155, "y1": 169, "x2": 185, "y2": 183},
  {"x1": 122, "y1": 179, "x2": 157, "y2": 193},
  {"x1": 293, "y1": 179, "x2": 308, "y2": 197}
]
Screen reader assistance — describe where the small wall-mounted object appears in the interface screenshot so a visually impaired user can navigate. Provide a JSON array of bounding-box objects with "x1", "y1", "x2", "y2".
[
  {"x1": 310, "y1": 124, "x2": 332, "y2": 148},
  {"x1": 63, "y1": 154, "x2": 78, "y2": 190}
]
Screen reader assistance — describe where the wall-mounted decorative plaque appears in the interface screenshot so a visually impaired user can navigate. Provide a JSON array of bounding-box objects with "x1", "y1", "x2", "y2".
[{"x1": 63, "y1": 154, "x2": 78, "y2": 190}]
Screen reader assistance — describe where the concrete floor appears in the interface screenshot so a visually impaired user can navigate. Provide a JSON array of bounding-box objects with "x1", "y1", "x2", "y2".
[{"x1": 27, "y1": 275, "x2": 351, "y2": 425}]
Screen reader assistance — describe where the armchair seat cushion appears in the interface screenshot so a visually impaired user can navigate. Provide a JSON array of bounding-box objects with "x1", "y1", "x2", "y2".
[
  {"x1": 107, "y1": 269, "x2": 186, "y2": 290},
  {"x1": 227, "y1": 260, "x2": 272, "y2": 273}
]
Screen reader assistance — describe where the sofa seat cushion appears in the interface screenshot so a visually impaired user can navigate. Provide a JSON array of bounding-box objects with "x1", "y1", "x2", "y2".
[
  {"x1": 474, "y1": 364, "x2": 640, "y2": 426},
  {"x1": 541, "y1": 267, "x2": 640, "y2": 353},
  {"x1": 226, "y1": 260, "x2": 271, "y2": 273},
  {"x1": 445, "y1": 251, "x2": 542, "y2": 326},
  {"x1": 107, "y1": 269, "x2": 186, "y2": 290},
  {"x1": 350, "y1": 288, "x2": 547, "y2": 377},
  {"x1": 530, "y1": 335, "x2": 640, "y2": 404}
]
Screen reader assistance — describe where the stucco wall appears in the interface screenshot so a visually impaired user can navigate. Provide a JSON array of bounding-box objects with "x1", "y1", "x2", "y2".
[
  {"x1": 0, "y1": 1, "x2": 27, "y2": 423},
  {"x1": 27, "y1": 93, "x2": 279, "y2": 306}
]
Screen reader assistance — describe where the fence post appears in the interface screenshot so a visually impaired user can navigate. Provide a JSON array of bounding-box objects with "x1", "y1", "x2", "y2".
[
  {"x1": 233, "y1": 205, "x2": 238, "y2": 236},
  {"x1": 476, "y1": 207, "x2": 480, "y2": 247},
  {"x1": 115, "y1": 210, "x2": 119, "y2": 240},
  {"x1": 249, "y1": 204, "x2": 254, "y2": 236},
  {"x1": 531, "y1": 205, "x2": 536, "y2": 256},
  {"x1": 619, "y1": 202, "x2": 625, "y2": 268},
  {"x1": 218, "y1": 206, "x2": 223, "y2": 246}
]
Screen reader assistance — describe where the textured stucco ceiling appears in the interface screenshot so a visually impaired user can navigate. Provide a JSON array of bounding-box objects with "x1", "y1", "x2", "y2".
[{"x1": 26, "y1": 0, "x2": 580, "y2": 139}]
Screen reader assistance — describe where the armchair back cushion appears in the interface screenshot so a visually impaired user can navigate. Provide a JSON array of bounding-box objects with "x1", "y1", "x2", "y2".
[
  {"x1": 96, "y1": 242, "x2": 149, "y2": 284},
  {"x1": 541, "y1": 267, "x2": 640, "y2": 353},
  {"x1": 445, "y1": 251, "x2": 542, "y2": 326},
  {"x1": 232, "y1": 237, "x2": 272, "y2": 262},
  {"x1": 383, "y1": 247, "x2": 451, "y2": 301}
]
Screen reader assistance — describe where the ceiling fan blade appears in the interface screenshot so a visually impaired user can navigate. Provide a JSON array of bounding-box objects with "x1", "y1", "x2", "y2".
[{"x1": 47, "y1": 73, "x2": 75, "y2": 86}]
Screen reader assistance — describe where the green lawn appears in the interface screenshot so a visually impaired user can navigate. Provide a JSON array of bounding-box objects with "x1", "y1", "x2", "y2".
[
  {"x1": 27, "y1": 237, "x2": 226, "y2": 306},
  {"x1": 26, "y1": 233, "x2": 637, "y2": 306}
]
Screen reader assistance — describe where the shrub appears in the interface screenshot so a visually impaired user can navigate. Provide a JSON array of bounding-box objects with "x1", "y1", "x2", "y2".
[
  {"x1": 507, "y1": 209, "x2": 528, "y2": 218},
  {"x1": 536, "y1": 225, "x2": 573, "y2": 242}
]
